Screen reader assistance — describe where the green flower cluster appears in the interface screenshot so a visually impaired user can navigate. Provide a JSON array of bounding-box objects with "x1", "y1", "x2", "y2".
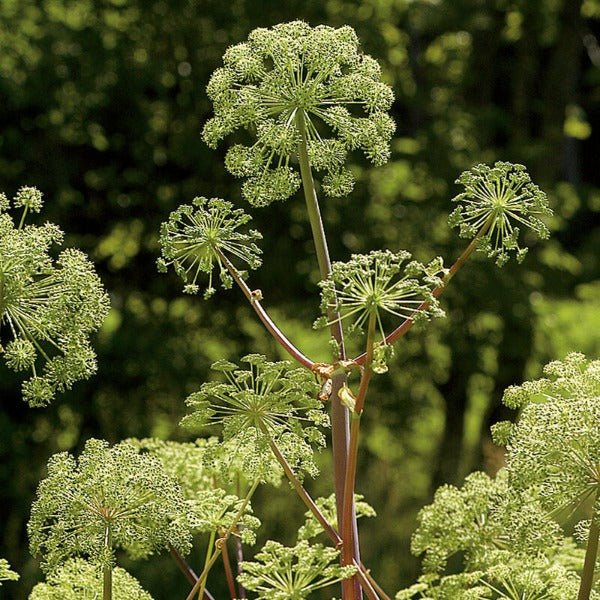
[
  {"x1": 158, "y1": 196, "x2": 262, "y2": 298},
  {"x1": 180, "y1": 354, "x2": 327, "y2": 482},
  {"x1": 448, "y1": 162, "x2": 552, "y2": 266},
  {"x1": 316, "y1": 250, "x2": 446, "y2": 370},
  {"x1": 0, "y1": 187, "x2": 109, "y2": 406},
  {"x1": 400, "y1": 469, "x2": 587, "y2": 599},
  {"x1": 238, "y1": 540, "x2": 357, "y2": 599},
  {"x1": 28, "y1": 439, "x2": 191, "y2": 572},
  {"x1": 129, "y1": 438, "x2": 261, "y2": 545},
  {"x1": 492, "y1": 353, "x2": 600, "y2": 519},
  {"x1": 29, "y1": 558, "x2": 153, "y2": 600},
  {"x1": 203, "y1": 21, "x2": 395, "y2": 206},
  {"x1": 0, "y1": 558, "x2": 18, "y2": 586},
  {"x1": 397, "y1": 558, "x2": 588, "y2": 600},
  {"x1": 410, "y1": 470, "x2": 561, "y2": 575}
]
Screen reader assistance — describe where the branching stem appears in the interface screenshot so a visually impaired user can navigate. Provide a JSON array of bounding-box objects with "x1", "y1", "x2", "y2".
[
  {"x1": 259, "y1": 422, "x2": 382, "y2": 599},
  {"x1": 215, "y1": 248, "x2": 315, "y2": 369},
  {"x1": 295, "y1": 109, "x2": 362, "y2": 600},
  {"x1": 353, "y1": 217, "x2": 494, "y2": 365},
  {"x1": 342, "y1": 314, "x2": 376, "y2": 576},
  {"x1": 185, "y1": 479, "x2": 260, "y2": 600}
]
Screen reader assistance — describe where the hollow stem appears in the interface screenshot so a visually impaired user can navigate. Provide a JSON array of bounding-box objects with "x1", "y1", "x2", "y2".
[
  {"x1": 353, "y1": 218, "x2": 494, "y2": 365},
  {"x1": 234, "y1": 535, "x2": 247, "y2": 599},
  {"x1": 342, "y1": 314, "x2": 376, "y2": 581},
  {"x1": 185, "y1": 480, "x2": 260, "y2": 600},
  {"x1": 295, "y1": 109, "x2": 361, "y2": 599},
  {"x1": 578, "y1": 508, "x2": 600, "y2": 600},
  {"x1": 215, "y1": 248, "x2": 315, "y2": 369}
]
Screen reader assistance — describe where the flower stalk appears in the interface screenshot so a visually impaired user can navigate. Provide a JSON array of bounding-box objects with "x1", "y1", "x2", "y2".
[
  {"x1": 215, "y1": 247, "x2": 315, "y2": 369},
  {"x1": 185, "y1": 479, "x2": 260, "y2": 600},
  {"x1": 296, "y1": 109, "x2": 363, "y2": 599},
  {"x1": 103, "y1": 527, "x2": 112, "y2": 600}
]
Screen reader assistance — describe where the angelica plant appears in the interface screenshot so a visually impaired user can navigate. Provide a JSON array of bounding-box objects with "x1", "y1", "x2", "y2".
[
  {"x1": 11, "y1": 19, "x2": 559, "y2": 600},
  {"x1": 0, "y1": 187, "x2": 110, "y2": 406},
  {"x1": 28, "y1": 439, "x2": 191, "y2": 600},
  {"x1": 153, "y1": 20, "x2": 557, "y2": 600}
]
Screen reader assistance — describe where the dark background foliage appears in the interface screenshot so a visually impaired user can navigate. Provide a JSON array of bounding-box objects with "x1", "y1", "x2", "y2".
[{"x1": 1, "y1": 0, "x2": 599, "y2": 597}]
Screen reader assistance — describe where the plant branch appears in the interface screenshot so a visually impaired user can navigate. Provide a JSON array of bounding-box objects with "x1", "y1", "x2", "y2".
[
  {"x1": 219, "y1": 536, "x2": 238, "y2": 599},
  {"x1": 260, "y1": 422, "x2": 382, "y2": 599},
  {"x1": 260, "y1": 421, "x2": 341, "y2": 544},
  {"x1": 234, "y1": 535, "x2": 247, "y2": 599},
  {"x1": 169, "y1": 544, "x2": 198, "y2": 585},
  {"x1": 185, "y1": 480, "x2": 260, "y2": 600},
  {"x1": 353, "y1": 219, "x2": 493, "y2": 365},
  {"x1": 198, "y1": 529, "x2": 216, "y2": 600},
  {"x1": 168, "y1": 545, "x2": 216, "y2": 600},
  {"x1": 215, "y1": 247, "x2": 315, "y2": 370}
]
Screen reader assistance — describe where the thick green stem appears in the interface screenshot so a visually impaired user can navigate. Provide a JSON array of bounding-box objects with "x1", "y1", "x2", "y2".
[
  {"x1": 295, "y1": 109, "x2": 362, "y2": 599},
  {"x1": 103, "y1": 565, "x2": 112, "y2": 600},
  {"x1": 578, "y1": 509, "x2": 600, "y2": 600},
  {"x1": 185, "y1": 480, "x2": 260, "y2": 600},
  {"x1": 198, "y1": 530, "x2": 216, "y2": 600}
]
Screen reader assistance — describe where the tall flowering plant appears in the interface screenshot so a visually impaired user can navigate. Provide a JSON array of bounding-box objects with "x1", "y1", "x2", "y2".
[{"x1": 8, "y1": 18, "x2": 591, "y2": 600}]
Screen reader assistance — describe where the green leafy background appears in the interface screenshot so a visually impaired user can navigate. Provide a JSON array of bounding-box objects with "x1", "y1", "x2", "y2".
[{"x1": 1, "y1": 0, "x2": 599, "y2": 598}]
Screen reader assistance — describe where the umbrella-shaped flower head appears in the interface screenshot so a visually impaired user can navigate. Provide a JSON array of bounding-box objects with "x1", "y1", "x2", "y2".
[{"x1": 203, "y1": 21, "x2": 395, "y2": 206}]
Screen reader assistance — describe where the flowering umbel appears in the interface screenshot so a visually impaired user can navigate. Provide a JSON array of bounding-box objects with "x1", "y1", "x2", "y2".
[
  {"x1": 203, "y1": 21, "x2": 396, "y2": 206},
  {"x1": 158, "y1": 196, "x2": 262, "y2": 298},
  {"x1": 0, "y1": 187, "x2": 109, "y2": 406},
  {"x1": 28, "y1": 439, "x2": 191, "y2": 572},
  {"x1": 238, "y1": 540, "x2": 357, "y2": 599},
  {"x1": 180, "y1": 354, "x2": 327, "y2": 482},
  {"x1": 29, "y1": 559, "x2": 153, "y2": 600},
  {"x1": 448, "y1": 162, "x2": 552, "y2": 266},
  {"x1": 492, "y1": 353, "x2": 600, "y2": 519},
  {"x1": 316, "y1": 250, "x2": 446, "y2": 371}
]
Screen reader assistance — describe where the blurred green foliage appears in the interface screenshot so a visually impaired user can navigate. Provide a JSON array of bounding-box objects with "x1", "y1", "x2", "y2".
[{"x1": 1, "y1": 0, "x2": 599, "y2": 598}]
